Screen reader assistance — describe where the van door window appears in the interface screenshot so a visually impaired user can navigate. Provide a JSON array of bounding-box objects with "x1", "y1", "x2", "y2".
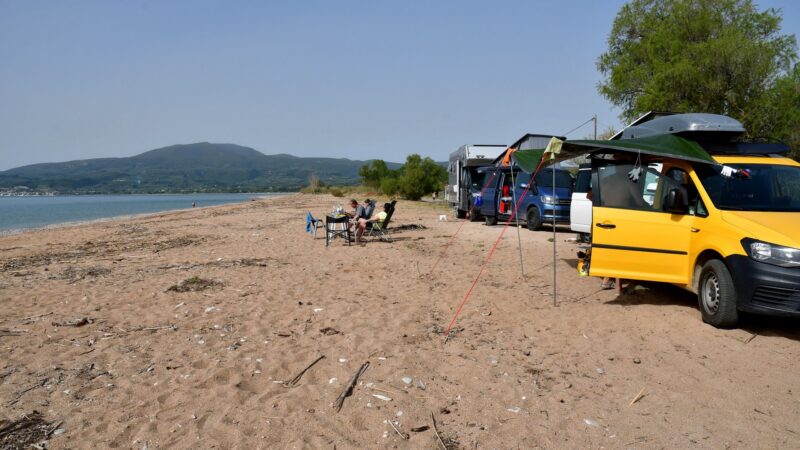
[
  {"x1": 597, "y1": 163, "x2": 657, "y2": 210},
  {"x1": 663, "y1": 168, "x2": 706, "y2": 217}
]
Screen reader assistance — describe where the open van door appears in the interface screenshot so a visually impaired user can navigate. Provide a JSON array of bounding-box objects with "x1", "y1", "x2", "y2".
[
  {"x1": 589, "y1": 160, "x2": 695, "y2": 284},
  {"x1": 570, "y1": 164, "x2": 592, "y2": 240}
]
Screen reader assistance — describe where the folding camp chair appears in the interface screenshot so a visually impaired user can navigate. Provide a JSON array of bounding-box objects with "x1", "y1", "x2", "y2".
[
  {"x1": 366, "y1": 200, "x2": 396, "y2": 242},
  {"x1": 306, "y1": 212, "x2": 324, "y2": 238}
]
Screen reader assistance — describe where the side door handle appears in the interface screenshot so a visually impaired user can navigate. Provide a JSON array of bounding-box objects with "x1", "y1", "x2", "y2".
[{"x1": 596, "y1": 223, "x2": 616, "y2": 229}]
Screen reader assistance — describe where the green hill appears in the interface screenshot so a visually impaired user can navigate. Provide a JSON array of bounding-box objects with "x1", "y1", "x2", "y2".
[{"x1": 0, "y1": 143, "x2": 400, "y2": 193}]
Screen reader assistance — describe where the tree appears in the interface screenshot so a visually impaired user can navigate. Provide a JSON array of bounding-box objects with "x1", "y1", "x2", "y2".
[
  {"x1": 358, "y1": 160, "x2": 390, "y2": 188},
  {"x1": 598, "y1": 0, "x2": 799, "y2": 158}
]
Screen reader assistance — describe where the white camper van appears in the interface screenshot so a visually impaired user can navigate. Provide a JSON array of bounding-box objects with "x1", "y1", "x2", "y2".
[{"x1": 446, "y1": 144, "x2": 506, "y2": 220}]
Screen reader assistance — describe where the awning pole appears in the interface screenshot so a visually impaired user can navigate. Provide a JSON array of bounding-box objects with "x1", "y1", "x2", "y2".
[
  {"x1": 510, "y1": 167, "x2": 525, "y2": 276},
  {"x1": 553, "y1": 165, "x2": 557, "y2": 307}
]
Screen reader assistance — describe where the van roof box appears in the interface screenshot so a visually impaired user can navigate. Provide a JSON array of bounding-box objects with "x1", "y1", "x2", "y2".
[{"x1": 618, "y1": 113, "x2": 746, "y2": 140}]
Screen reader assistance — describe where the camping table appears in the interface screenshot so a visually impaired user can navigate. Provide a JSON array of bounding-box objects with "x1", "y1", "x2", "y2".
[{"x1": 325, "y1": 214, "x2": 351, "y2": 247}]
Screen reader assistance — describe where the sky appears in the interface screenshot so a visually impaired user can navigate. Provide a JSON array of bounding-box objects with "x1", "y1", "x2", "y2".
[{"x1": 1, "y1": 1, "x2": 798, "y2": 170}]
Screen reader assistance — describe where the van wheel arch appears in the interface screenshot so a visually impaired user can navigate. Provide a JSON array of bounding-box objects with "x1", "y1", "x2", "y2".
[
  {"x1": 692, "y1": 250, "x2": 727, "y2": 293},
  {"x1": 526, "y1": 206, "x2": 542, "y2": 231}
]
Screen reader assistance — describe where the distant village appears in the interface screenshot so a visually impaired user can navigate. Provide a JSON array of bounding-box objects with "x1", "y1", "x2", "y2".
[{"x1": 0, "y1": 186, "x2": 57, "y2": 196}]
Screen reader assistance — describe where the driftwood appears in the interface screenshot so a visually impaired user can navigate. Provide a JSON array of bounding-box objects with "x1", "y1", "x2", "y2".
[
  {"x1": 386, "y1": 418, "x2": 409, "y2": 440},
  {"x1": 126, "y1": 324, "x2": 177, "y2": 332},
  {"x1": 333, "y1": 362, "x2": 369, "y2": 412},
  {"x1": 629, "y1": 388, "x2": 646, "y2": 406},
  {"x1": 6, "y1": 379, "x2": 47, "y2": 406},
  {"x1": 431, "y1": 412, "x2": 447, "y2": 450},
  {"x1": 284, "y1": 355, "x2": 325, "y2": 387},
  {"x1": 51, "y1": 317, "x2": 93, "y2": 327}
]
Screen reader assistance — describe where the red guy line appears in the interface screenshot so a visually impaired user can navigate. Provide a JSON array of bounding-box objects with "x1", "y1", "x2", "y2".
[
  {"x1": 444, "y1": 157, "x2": 548, "y2": 337},
  {"x1": 429, "y1": 170, "x2": 498, "y2": 274}
]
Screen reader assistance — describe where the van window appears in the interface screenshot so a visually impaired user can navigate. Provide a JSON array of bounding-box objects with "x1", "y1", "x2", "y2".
[
  {"x1": 534, "y1": 170, "x2": 573, "y2": 188},
  {"x1": 575, "y1": 169, "x2": 591, "y2": 193},
  {"x1": 662, "y1": 167, "x2": 706, "y2": 216},
  {"x1": 597, "y1": 163, "x2": 654, "y2": 210},
  {"x1": 696, "y1": 163, "x2": 800, "y2": 212}
]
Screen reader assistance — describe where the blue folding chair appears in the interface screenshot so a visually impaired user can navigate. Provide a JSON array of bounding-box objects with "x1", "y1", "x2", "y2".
[{"x1": 306, "y1": 212, "x2": 324, "y2": 238}]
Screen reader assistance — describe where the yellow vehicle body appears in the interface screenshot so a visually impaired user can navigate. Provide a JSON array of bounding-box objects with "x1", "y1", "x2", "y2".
[{"x1": 589, "y1": 154, "x2": 800, "y2": 326}]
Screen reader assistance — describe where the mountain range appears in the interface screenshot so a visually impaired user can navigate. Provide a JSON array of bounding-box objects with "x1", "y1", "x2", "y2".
[{"x1": 0, "y1": 143, "x2": 402, "y2": 193}]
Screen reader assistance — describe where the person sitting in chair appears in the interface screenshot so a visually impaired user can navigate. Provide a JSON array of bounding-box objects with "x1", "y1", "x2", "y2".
[{"x1": 355, "y1": 202, "x2": 390, "y2": 243}]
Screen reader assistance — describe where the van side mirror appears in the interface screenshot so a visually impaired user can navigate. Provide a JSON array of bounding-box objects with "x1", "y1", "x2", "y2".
[{"x1": 665, "y1": 188, "x2": 689, "y2": 214}]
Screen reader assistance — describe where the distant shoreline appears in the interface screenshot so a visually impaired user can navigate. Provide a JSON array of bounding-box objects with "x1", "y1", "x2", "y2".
[{"x1": 0, "y1": 192, "x2": 289, "y2": 236}]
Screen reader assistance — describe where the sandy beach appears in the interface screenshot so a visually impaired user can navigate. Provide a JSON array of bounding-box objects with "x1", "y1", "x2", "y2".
[{"x1": 1, "y1": 193, "x2": 799, "y2": 449}]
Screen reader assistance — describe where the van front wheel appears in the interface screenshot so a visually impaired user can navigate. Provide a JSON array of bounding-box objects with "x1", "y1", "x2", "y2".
[
  {"x1": 698, "y1": 259, "x2": 739, "y2": 328},
  {"x1": 526, "y1": 207, "x2": 542, "y2": 231}
]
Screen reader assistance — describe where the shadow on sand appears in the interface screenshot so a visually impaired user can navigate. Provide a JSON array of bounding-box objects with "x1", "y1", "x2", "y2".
[{"x1": 605, "y1": 281, "x2": 800, "y2": 342}]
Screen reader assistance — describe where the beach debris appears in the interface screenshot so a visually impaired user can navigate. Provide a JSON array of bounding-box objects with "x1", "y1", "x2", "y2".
[
  {"x1": 51, "y1": 317, "x2": 93, "y2": 327},
  {"x1": 745, "y1": 333, "x2": 757, "y2": 344},
  {"x1": 431, "y1": 412, "x2": 458, "y2": 450},
  {"x1": 629, "y1": 388, "x2": 646, "y2": 406},
  {"x1": 126, "y1": 324, "x2": 177, "y2": 332},
  {"x1": 401, "y1": 376, "x2": 413, "y2": 386},
  {"x1": 334, "y1": 361, "x2": 369, "y2": 412},
  {"x1": 320, "y1": 327, "x2": 340, "y2": 336},
  {"x1": 0, "y1": 411, "x2": 62, "y2": 449},
  {"x1": 506, "y1": 407, "x2": 522, "y2": 413},
  {"x1": 633, "y1": 357, "x2": 641, "y2": 364},
  {"x1": 167, "y1": 276, "x2": 223, "y2": 293},
  {"x1": 410, "y1": 425, "x2": 430, "y2": 432},
  {"x1": 596, "y1": 367, "x2": 605, "y2": 374},
  {"x1": 61, "y1": 265, "x2": 111, "y2": 283},
  {"x1": 204, "y1": 306, "x2": 221, "y2": 313},
  {"x1": 0, "y1": 329, "x2": 27, "y2": 338},
  {"x1": 283, "y1": 355, "x2": 325, "y2": 387},
  {"x1": 372, "y1": 394, "x2": 392, "y2": 402},
  {"x1": 19, "y1": 312, "x2": 53, "y2": 325},
  {"x1": 329, "y1": 377, "x2": 338, "y2": 384},
  {"x1": 386, "y1": 418, "x2": 409, "y2": 440},
  {"x1": 583, "y1": 418, "x2": 600, "y2": 427},
  {"x1": 313, "y1": 308, "x2": 323, "y2": 313},
  {"x1": 338, "y1": 358, "x2": 347, "y2": 363}
]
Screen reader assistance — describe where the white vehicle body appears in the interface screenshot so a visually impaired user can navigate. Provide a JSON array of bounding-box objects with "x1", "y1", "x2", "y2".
[
  {"x1": 570, "y1": 164, "x2": 592, "y2": 234},
  {"x1": 446, "y1": 144, "x2": 506, "y2": 218}
]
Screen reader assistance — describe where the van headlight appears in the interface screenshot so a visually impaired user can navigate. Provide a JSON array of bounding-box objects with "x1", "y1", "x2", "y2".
[
  {"x1": 743, "y1": 239, "x2": 800, "y2": 268},
  {"x1": 541, "y1": 195, "x2": 556, "y2": 205}
]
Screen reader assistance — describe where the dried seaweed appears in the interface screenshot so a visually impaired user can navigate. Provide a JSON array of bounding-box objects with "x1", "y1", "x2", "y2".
[{"x1": 167, "y1": 276, "x2": 223, "y2": 292}]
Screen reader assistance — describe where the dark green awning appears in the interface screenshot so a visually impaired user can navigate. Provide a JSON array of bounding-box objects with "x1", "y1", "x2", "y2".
[{"x1": 510, "y1": 134, "x2": 717, "y2": 173}]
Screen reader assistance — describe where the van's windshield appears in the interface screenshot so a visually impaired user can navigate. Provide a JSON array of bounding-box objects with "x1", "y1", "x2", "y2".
[{"x1": 696, "y1": 163, "x2": 800, "y2": 212}]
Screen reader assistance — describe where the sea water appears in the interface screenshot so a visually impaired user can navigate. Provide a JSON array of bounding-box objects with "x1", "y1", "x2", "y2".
[{"x1": 0, "y1": 193, "x2": 285, "y2": 233}]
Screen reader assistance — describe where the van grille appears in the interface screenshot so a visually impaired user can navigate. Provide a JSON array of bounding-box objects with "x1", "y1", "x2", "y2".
[{"x1": 752, "y1": 285, "x2": 800, "y2": 311}]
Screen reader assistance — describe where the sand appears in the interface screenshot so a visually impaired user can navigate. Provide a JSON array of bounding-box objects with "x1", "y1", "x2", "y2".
[{"x1": 1, "y1": 193, "x2": 798, "y2": 449}]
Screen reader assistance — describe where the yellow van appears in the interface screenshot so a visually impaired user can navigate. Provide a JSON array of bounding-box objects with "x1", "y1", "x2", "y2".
[{"x1": 588, "y1": 114, "x2": 800, "y2": 327}]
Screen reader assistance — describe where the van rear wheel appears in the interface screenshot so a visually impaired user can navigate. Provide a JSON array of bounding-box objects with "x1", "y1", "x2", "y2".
[
  {"x1": 468, "y1": 208, "x2": 480, "y2": 222},
  {"x1": 526, "y1": 207, "x2": 542, "y2": 231},
  {"x1": 698, "y1": 259, "x2": 738, "y2": 328}
]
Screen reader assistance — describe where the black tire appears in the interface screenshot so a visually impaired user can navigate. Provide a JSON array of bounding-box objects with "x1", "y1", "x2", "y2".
[
  {"x1": 526, "y1": 207, "x2": 542, "y2": 231},
  {"x1": 456, "y1": 209, "x2": 467, "y2": 219},
  {"x1": 698, "y1": 259, "x2": 739, "y2": 328},
  {"x1": 484, "y1": 214, "x2": 497, "y2": 226},
  {"x1": 468, "y1": 208, "x2": 481, "y2": 222}
]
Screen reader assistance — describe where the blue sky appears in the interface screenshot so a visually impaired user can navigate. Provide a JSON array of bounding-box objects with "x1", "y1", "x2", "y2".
[{"x1": 1, "y1": 0, "x2": 798, "y2": 170}]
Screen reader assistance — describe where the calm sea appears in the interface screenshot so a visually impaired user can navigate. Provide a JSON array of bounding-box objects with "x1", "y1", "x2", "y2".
[{"x1": 0, "y1": 193, "x2": 286, "y2": 233}]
